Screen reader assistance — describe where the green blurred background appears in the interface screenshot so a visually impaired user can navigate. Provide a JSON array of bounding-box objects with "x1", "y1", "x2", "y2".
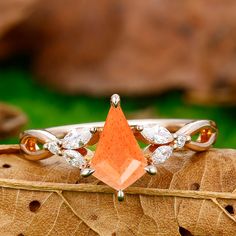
[
  {"x1": 0, "y1": 65, "x2": 235, "y2": 148},
  {"x1": 1, "y1": 1, "x2": 236, "y2": 149}
]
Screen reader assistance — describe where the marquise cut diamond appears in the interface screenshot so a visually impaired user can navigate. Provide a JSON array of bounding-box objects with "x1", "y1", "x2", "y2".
[
  {"x1": 141, "y1": 125, "x2": 173, "y2": 144},
  {"x1": 152, "y1": 145, "x2": 173, "y2": 164},
  {"x1": 63, "y1": 150, "x2": 85, "y2": 167},
  {"x1": 62, "y1": 128, "x2": 92, "y2": 149}
]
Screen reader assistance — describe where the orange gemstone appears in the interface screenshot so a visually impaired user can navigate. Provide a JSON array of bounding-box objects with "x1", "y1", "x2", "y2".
[
  {"x1": 26, "y1": 138, "x2": 36, "y2": 152},
  {"x1": 200, "y1": 129, "x2": 212, "y2": 143},
  {"x1": 91, "y1": 104, "x2": 147, "y2": 190}
]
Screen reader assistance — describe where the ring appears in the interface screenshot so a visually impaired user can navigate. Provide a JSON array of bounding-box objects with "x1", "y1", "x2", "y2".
[{"x1": 19, "y1": 94, "x2": 218, "y2": 201}]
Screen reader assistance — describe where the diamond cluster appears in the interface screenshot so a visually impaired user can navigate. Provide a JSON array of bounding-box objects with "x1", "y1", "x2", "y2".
[
  {"x1": 44, "y1": 128, "x2": 93, "y2": 168},
  {"x1": 44, "y1": 124, "x2": 190, "y2": 167},
  {"x1": 141, "y1": 125, "x2": 189, "y2": 164}
]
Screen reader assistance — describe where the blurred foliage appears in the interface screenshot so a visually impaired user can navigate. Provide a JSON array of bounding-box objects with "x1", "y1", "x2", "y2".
[{"x1": 0, "y1": 67, "x2": 235, "y2": 148}]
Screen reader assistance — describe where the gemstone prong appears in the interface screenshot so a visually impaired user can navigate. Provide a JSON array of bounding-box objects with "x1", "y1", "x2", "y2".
[
  {"x1": 80, "y1": 168, "x2": 95, "y2": 177},
  {"x1": 57, "y1": 150, "x2": 63, "y2": 156},
  {"x1": 173, "y1": 133, "x2": 178, "y2": 139},
  {"x1": 186, "y1": 135, "x2": 191, "y2": 142},
  {"x1": 135, "y1": 125, "x2": 144, "y2": 132},
  {"x1": 57, "y1": 140, "x2": 62, "y2": 146},
  {"x1": 90, "y1": 127, "x2": 97, "y2": 134},
  {"x1": 110, "y1": 94, "x2": 120, "y2": 108},
  {"x1": 173, "y1": 143, "x2": 178, "y2": 149},
  {"x1": 144, "y1": 165, "x2": 157, "y2": 175},
  {"x1": 117, "y1": 190, "x2": 125, "y2": 201}
]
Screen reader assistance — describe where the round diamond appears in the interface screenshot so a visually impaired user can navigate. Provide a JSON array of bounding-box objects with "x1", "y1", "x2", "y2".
[
  {"x1": 152, "y1": 145, "x2": 173, "y2": 164},
  {"x1": 176, "y1": 135, "x2": 187, "y2": 148},
  {"x1": 141, "y1": 125, "x2": 173, "y2": 144},
  {"x1": 63, "y1": 150, "x2": 85, "y2": 167},
  {"x1": 62, "y1": 128, "x2": 92, "y2": 149},
  {"x1": 45, "y1": 141, "x2": 60, "y2": 155}
]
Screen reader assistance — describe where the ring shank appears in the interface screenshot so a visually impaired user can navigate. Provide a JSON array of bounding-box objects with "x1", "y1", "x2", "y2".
[
  {"x1": 19, "y1": 119, "x2": 217, "y2": 160},
  {"x1": 45, "y1": 119, "x2": 216, "y2": 138}
]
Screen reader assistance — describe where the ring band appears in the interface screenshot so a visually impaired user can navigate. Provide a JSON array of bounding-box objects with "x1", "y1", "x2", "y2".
[
  {"x1": 19, "y1": 94, "x2": 218, "y2": 200},
  {"x1": 20, "y1": 119, "x2": 217, "y2": 160}
]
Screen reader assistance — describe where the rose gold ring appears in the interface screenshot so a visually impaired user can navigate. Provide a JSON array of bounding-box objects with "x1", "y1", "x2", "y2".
[{"x1": 19, "y1": 94, "x2": 217, "y2": 200}]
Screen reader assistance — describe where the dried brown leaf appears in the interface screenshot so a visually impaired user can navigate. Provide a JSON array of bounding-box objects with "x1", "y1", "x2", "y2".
[
  {"x1": 0, "y1": 103, "x2": 27, "y2": 140},
  {"x1": 0, "y1": 146, "x2": 235, "y2": 235}
]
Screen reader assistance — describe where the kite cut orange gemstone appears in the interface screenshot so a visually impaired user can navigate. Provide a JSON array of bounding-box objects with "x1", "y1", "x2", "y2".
[{"x1": 91, "y1": 104, "x2": 147, "y2": 190}]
